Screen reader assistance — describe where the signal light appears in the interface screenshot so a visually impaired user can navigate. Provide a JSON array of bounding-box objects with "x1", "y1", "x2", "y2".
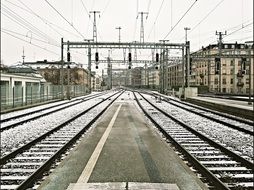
[
  {"x1": 67, "y1": 52, "x2": 70, "y2": 62},
  {"x1": 128, "y1": 53, "x2": 132, "y2": 62},
  {"x1": 95, "y1": 52, "x2": 99, "y2": 62},
  {"x1": 156, "y1": 53, "x2": 159, "y2": 62},
  {"x1": 215, "y1": 57, "x2": 220, "y2": 75},
  {"x1": 241, "y1": 57, "x2": 246, "y2": 70}
]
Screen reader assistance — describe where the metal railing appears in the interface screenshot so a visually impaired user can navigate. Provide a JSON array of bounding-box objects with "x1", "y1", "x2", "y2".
[{"x1": 0, "y1": 84, "x2": 88, "y2": 111}]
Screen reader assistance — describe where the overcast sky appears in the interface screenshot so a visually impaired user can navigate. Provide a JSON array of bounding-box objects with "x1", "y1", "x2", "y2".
[{"x1": 1, "y1": 0, "x2": 253, "y2": 73}]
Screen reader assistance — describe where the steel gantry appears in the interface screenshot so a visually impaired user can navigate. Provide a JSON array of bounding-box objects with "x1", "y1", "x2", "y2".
[{"x1": 61, "y1": 39, "x2": 189, "y2": 95}]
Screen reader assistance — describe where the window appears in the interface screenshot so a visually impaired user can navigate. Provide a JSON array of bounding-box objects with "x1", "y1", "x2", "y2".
[
  {"x1": 222, "y1": 78, "x2": 227, "y2": 84},
  {"x1": 230, "y1": 78, "x2": 233, "y2": 84},
  {"x1": 215, "y1": 78, "x2": 218, "y2": 84}
]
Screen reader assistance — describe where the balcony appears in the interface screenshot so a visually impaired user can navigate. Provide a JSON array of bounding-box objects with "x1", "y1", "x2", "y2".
[
  {"x1": 237, "y1": 72, "x2": 244, "y2": 78},
  {"x1": 237, "y1": 82, "x2": 244, "y2": 87}
]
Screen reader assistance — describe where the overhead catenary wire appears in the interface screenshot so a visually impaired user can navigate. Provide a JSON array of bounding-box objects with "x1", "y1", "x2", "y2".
[
  {"x1": 224, "y1": 22, "x2": 253, "y2": 38},
  {"x1": 182, "y1": 19, "x2": 253, "y2": 42},
  {"x1": 147, "y1": 0, "x2": 165, "y2": 41},
  {"x1": 16, "y1": 0, "x2": 63, "y2": 37},
  {"x1": 44, "y1": 0, "x2": 85, "y2": 39},
  {"x1": 147, "y1": 0, "x2": 151, "y2": 13},
  {"x1": 2, "y1": 30, "x2": 59, "y2": 55},
  {"x1": 1, "y1": 5, "x2": 59, "y2": 46},
  {"x1": 4, "y1": 0, "x2": 82, "y2": 39},
  {"x1": 176, "y1": 0, "x2": 224, "y2": 42},
  {"x1": 80, "y1": 0, "x2": 90, "y2": 16},
  {"x1": 132, "y1": 0, "x2": 139, "y2": 41},
  {"x1": 100, "y1": 0, "x2": 111, "y2": 18},
  {"x1": 191, "y1": 21, "x2": 253, "y2": 51},
  {"x1": 1, "y1": 28, "x2": 61, "y2": 47},
  {"x1": 163, "y1": 0, "x2": 198, "y2": 39},
  {"x1": 189, "y1": 0, "x2": 224, "y2": 35}
]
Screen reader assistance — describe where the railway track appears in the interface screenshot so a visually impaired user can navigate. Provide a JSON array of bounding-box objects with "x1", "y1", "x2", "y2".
[
  {"x1": 134, "y1": 92, "x2": 253, "y2": 190},
  {"x1": 0, "y1": 91, "x2": 123, "y2": 190},
  {"x1": 1, "y1": 92, "x2": 108, "y2": 132},
  {"x1": 151, "y1": 92, "x2": 253, "y2": 127}
]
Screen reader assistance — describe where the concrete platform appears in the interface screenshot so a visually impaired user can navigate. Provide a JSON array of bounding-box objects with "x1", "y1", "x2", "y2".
[
  {"x1": 67, "y1": 182, "x2": 179, "y2": 190},
  {"x1": 187, "y1": 96, "x2": 254, "y2": 120},
  {"x1": 38, "y1": 100, "x2": 208, "y2": 190}
]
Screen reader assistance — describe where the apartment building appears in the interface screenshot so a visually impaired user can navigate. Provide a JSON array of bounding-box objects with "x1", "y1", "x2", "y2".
[{"x1": 167, "y1": 43, "x2": 253, "y2": 94}]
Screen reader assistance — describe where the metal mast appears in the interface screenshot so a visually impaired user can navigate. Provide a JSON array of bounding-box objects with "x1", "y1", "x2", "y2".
[
  {"x1": 216, "y1": 30, "x2": 227, "y2": 93},
  {"x1": 115, "y1": 26, "x2": 122, "y2": 42},
  {"x1": 137, "y1": 12, "x2": 148, "y2": 43},
  {"x1": 90, "y1": 11, "x2": 100, "y2": 42}
]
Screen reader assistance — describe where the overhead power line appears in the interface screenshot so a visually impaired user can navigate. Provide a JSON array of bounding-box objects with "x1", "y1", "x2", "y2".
[
  {"x1": 163, "y1": 0, "x2": 198, "y2": 39},
  {"x1": 80, "y1": 0, "x2": 89, "y2": 16},
  {"x1": 17, "y1": 0, "x2": 63, "y2": 37},
  {"x1": 1, "y1": 28, "x2": 61, "y2": 47},
  {"x1": 224, "y1": 22, "x2": 253, "y2": 38},
  {"x1": 178, "y1": 0, "x2": 224, "y2": 42},
  {"x1": 100, "y1": 0, "x2": 111, "y2": 18},
  {"x1": 2, "y1": 5, "x2": 59, "y2": 46},
  {"x1": 190, "y1": 0, "x2": 224, "y2": 35},
  {"x1": 4, "y1": 0, "x2": 82, "y2": 39},
  {"x1": 147, "y1": 0, "x2": 165, "y2": 41},
  {"x1": 44, "y1": 0, "x2": 85, "y2": 39},
  {"x1": 2, "y1": 30, "x2": 59, "y2": 55}
]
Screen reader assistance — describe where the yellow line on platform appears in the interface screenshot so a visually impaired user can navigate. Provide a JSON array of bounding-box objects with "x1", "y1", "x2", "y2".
[{"x1": 77, "y1": 104, "x2": 122, "y2": 183}]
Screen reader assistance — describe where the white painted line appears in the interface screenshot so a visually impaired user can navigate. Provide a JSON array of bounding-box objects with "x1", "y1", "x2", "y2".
[{"x1": 77, "y1": 104, "x2": 122, "y2": 183}]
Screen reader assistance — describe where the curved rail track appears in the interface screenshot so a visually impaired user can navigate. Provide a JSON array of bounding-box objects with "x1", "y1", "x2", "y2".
[
  {"x1": 0, "y1": 91, "x2": 123, "y2": 190},
  {"x1": 134, "y1": 92, "x2": 253, "y2": 190}
]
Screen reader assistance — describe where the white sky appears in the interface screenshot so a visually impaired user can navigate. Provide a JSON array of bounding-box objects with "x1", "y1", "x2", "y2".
[{"x1": 1, "y1": 0, "x2": 253, "y2": 74}]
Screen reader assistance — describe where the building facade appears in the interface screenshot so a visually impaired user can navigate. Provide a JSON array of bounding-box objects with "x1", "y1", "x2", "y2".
[{"x1": 167, "y1": 43, "x2": 253, "y2": 94}]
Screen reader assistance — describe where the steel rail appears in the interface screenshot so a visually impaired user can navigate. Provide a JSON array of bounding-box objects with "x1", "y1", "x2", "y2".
[
  {"x1": 138, "y1": 92, "x2": 253, "y2": 170},
  {"x1": 133, "y1": 92, "x2": 231, "y2": 190},
  {"x1": 15, "y1": 91, "x2": 124, "y2": 190},
  {"x1": 0, "y1": 91, "x2": 122, "y2": 164},
  {"x1": 0, "y1": 92, "x2": 108, "y2": 132}
]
